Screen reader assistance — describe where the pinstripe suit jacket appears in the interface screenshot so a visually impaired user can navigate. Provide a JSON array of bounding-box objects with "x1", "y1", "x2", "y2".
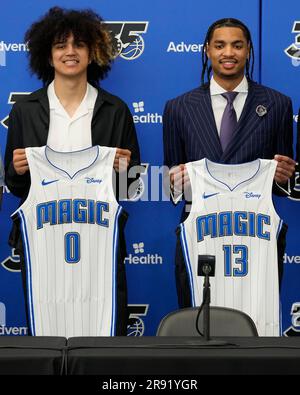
[
  {"x1": 163, "y1": 81, "x2": 294, "y2": 168},
  {"x1": 164, "y1": 81, "x2": 294, "y2": 308}
]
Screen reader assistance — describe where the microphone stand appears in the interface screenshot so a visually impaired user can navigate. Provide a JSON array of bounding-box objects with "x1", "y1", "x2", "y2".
[
  {"x1": 191, "y1": 266, "x2": 232, "y2": 347},
  {"x1": 203, "y1": 273, "x2": 211, "y2": 341},
  {"x1": 189, "y1": 255, "x2": 235, "y2": 347}
]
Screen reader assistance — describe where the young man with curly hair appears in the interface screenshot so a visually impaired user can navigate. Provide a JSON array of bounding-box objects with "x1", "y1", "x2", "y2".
[
  {"x1": 4, "y1": 7, "x2": 140, "y2": 336},
  {"x1": 5, "y1": 6, "x2": 140, "y2": 198}
]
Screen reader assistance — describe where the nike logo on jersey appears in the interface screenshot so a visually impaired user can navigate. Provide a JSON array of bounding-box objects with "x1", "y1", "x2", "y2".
[
  {"x1": 41, "y1": 179, "x2": 59, "y2": 186},
  {"x1": 203, "y1": 192, "x2": 220, "y2": 199}
]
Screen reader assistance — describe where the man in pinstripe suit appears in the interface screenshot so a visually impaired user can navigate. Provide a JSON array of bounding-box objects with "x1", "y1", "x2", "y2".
[
  {"x1": 163, "y1": 18, "x2": 295, "y2": 203},
  {"x1": 163, "y1": 18, "x2": 296, "y2": 308}
]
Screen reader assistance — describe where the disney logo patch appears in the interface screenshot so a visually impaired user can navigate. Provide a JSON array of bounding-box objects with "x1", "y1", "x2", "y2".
[
  {"x1": 85, "y1": 177, "x2": 102, "y2": 184},
  {"x1": 244, "y1": 192, "x2": 261, "y2": 199}
]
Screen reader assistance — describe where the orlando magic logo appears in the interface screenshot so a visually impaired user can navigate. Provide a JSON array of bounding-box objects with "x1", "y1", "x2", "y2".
[
  {"x1": 1, "y1": 92, "x2": 31, "y2": 128},
  {"x1": 104, "y1": 22, "x2": 149, "y2": 60},
  {"x1": 283, "y1": 302, "x2": 300, "y2": 336},
  {"x1": 285, "y1": 21, "x2": 300, "y2": 62},
  {"x1": 285, "y1": 163, "x2": 300, "y2": 201},
  {"x1": 127, "y1": 304, "x2": 149, "y2": 336},
  {"x1": 1, "y1": 248, "x2": 21, "y2": 272},
  {"x1": 125, "y1": 163, "x2": 149, "y2": 202}
]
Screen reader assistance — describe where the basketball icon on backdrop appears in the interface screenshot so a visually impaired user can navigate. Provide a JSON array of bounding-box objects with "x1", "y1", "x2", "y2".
[
  {"x1": 285, "y1": 163, "x2": 300, "y2": 201},
  {"x1": 121, "y1": 35, "x2": 145, "y2": 60},
  {"x1": 127, "y1": 304, "x2": 149, "y2": 336},
  {"x1": 283, "y1": 302, "x2": 300, "y2": 336},
  {"x1": 1, "y1": 248, "x2": 21, "y2": 272},
  {"x1": 125, "y1": 163, "x2": 149, "y2": 202},
  {"x1": 285, "y1": 21, "x2": 300, "y2": 59},
  {"x1": 104, "y1": 21, "x2": 149, "y2": 60},
  {"x1": 285, "y1": 21, "x2": 300, "y2": 67}
]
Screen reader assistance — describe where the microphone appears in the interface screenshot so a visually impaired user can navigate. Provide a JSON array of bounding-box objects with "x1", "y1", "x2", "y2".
[
  {"x1": 197, "y1": 255, "x2": 216, "y2": 341},
  {"x1": 198, "y1": 255, "x2": 215, "y2": 277}
]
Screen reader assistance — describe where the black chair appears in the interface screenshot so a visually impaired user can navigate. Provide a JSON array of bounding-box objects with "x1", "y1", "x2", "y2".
[{"x1": 156, "y1": 306, "x2": 259, "y2": 337}]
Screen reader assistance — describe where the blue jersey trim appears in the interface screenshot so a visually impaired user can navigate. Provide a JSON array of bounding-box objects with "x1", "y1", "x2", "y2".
[
  {"x1": 111, "y1": 206, "x2": 122, "y2": 336},
  {"x1": 276, "y1": 219, "x2": 283, "y2": 239},
  {"x1": 279, "y1": 301, "x2": 283, "y2": 336},
  {"x1": 179, "y1": 224, "x2": 196, "y2": 306},
  {"x1": 44, "y1": 145, "x2": 99, "y2": 180},
  {"x1": 205, "y1": 158, "x2": 261, "y2": 191},
  {"x1": 19, "y1": 210, "x2": 36, "y2": 336}
]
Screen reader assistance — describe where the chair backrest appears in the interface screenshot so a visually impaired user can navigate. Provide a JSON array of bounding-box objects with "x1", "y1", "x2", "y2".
[{"x1": 156, "y1": 306, "x2": 259, "y2": 337}]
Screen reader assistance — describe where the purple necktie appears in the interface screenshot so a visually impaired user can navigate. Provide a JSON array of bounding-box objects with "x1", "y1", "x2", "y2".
[{"x1": 219, "y1": 91, "x2": 238, "y2": 151}]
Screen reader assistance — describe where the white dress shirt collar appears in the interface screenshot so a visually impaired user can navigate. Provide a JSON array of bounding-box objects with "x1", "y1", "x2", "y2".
[
  {"x1": 210, "y1": 75, "x2": 248, "y2": 95},
  {"x1": 47, "y1": 81, "x2": 98, "y2": 152},
  {"x1": 209, "y1": 75, "x2": 248, "y2": 135},
  {"x1": 47, "y1": 81, "x2": 97, "y2": 121}
]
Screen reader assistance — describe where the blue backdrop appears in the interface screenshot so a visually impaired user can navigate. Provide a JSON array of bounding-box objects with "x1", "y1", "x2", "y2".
[{"x1": 0, "y1": 0, "x2": 299, "y2": 336}]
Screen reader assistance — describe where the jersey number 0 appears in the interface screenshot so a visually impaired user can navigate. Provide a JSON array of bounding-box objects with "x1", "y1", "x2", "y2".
[{"x1": 64, "y1": 232, "x2": 80, "y2": 264}]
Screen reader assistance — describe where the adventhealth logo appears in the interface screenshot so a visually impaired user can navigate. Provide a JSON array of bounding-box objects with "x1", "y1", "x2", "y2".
[
  {"x1": 133, "y1": 242, "x2": 145, "y2": 253},
  {"x1": 0, "y1": 301, "x2": 28, "y2": 335},
  {"x1": 0, "y1": 41, "x2": 28, "y2": 67},
  {"x1": 133, "y1": 101, "x2": 144, "y2": 113},
  {"x1": 284, "y1": 253, "x2": 300, "y2": 264},
  {"x1": 132, "y1": 101, "x2": 162, "y2": 124},
  {"x1": 167, "y1": 41, "x2": 203, "y2": 53},
  {"x1": 0, "y1": 41, "x2": 28, "y2": 52},
  {"x1": 0, "y1": 302, "x2": 5, "y2": 326},
  {"x1": 124, "y1": 242, "x2": 163, "y2": 265},
  {"x1": 0, "y1": 49, "x2": 5, "y2": 66}
]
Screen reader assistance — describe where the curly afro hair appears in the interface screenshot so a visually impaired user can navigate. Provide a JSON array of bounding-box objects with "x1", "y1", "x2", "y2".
[{"x1": 24, "y1": 6, "x2": 116, "y2": 86}]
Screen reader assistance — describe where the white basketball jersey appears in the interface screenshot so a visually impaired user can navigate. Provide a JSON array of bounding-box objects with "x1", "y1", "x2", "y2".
[
  {"x1": 13, "y1": 145, "x2": 125, "y2": 337},
  {"x1": 179, "y1": 158, "x2": 283, "y2": 336}
]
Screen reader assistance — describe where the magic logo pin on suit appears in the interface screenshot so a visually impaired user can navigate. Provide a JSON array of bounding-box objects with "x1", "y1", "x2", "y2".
[{"x1": 256, "y1": 105, "x2": 267, "y2": 117}]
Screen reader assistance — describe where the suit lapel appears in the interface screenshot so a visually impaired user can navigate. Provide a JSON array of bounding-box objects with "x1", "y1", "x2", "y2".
[
  {"x1": 221, "y1": 81, "x2": 274, "y2": 162},
  {"x1": 189, "y1": 86, "x2": 223, "y2": 159}
]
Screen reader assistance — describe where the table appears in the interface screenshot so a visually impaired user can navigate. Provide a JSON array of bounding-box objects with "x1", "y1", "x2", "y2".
[
  {"x1": 67, "y1": 336, "x2": 300, "y2": 375},
  {"x1": 1, "y1": 336, "x2": 300, "y2": 375},
  {"x1": 0, "y1": 336, "x2": 66, "y2": 375}
]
